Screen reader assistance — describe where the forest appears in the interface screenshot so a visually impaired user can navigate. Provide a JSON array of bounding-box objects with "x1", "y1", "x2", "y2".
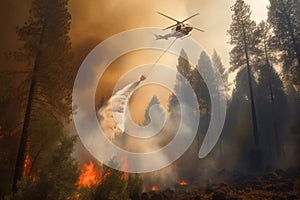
[{"x1": 0, "y1": 0, "x2": 300, "y2": 199}]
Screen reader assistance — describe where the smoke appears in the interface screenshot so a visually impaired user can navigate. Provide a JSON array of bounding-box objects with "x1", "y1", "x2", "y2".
[
  {"x1": 6, "y1": 0, "x2": 295, "y2": 190},
  {"x1": 2, "y1": 0, "x2": 298, "y2": 192},
  {"x1": 94, "y1": 77, "x2": 181, "y2": 188},
  {"x1": 68, "y1": 0, "x2": 242, "y2": 102},
  {"x1": 96, "y1": 79, "x2": 191, "y2": 189},
  {"x1": 98, "y1": 80, "x2": 142, "y2": 140},
  {"x1": 0, "y1": 0, "x2": 31, "y2": 69}
]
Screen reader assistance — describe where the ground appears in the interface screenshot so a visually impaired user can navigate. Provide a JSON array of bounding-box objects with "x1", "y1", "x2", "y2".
[{"x1": 140, "y1": 168, "x2": 300, "y2": 200}]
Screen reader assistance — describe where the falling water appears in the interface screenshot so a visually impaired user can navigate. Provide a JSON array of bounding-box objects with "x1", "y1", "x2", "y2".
[{"x1": 97, "y1": 80, "x2": 142, "y2": 140}]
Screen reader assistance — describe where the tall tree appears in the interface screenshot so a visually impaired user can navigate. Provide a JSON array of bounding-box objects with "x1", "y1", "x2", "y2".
[
  {"x1": 255, "y1": 21, "x2": 282, "y2": 161},
  {"x1": 227, "y1": 68, "x2": 262, "y2": 172},
  {"x1": 228, "y1": 0, "x2": 260, "y2": 147},
  {"x1": 168, "y1": 49, "x2": 192, "y2": 113},
  {"x1": 11, "y1": 0, "x2": 74, "y2": 191},
  {"x1": 191, "y1": 51, "x2": 213, "y2": 135},
  {"x1": 268, "y1": 0, "x2": 300, "y2": 86},
  {"x1": 144, "y1": 96, "x2": 161, "y2": 124},
  {"x1": 211, "y1": 50, "x2": 228, "y2": 158},
  {"x1": 255, "y1": 61, "x2": 288, "y2": 169},
  {"x1": 253, "y1": 20, "x2": 291, "y2": 169},
  {"x1": 211, "y1": 50, "x2": 229, "y2": 93}
]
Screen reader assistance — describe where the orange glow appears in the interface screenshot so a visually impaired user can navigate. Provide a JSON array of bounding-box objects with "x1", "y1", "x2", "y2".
[
  {"x1": 121, "y1": 156, "x2": 128, "y2": 180},
  {"x1": 151, "y1": 186, "x2": 159, "y2": 191},
  {"x1": 23, "y1": 153, "x2": 31, "y2": 176},
  {"x1": 77, "y1": 161, "x2": 102, "y2": 188},
  {"x1": 177, "y1": 179, "x2": 188, "y2": 186}
]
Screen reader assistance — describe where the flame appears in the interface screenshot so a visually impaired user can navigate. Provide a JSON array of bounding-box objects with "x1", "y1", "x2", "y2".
[
  {"x1": 151, "y1": 186, "x2": 159, "y2": 191},
  {"x1": 121, "y1": 156, "x2": 128, "y2": 180},
  {"x1": 177, "y1": 179, "x2": 188, "y2": 186},
  {"x1": 23, "y1": 153, "x2": 31, "y2": 176},
  {"x1": 77, "y1": 161, "x2": 102, "y2": 188}
]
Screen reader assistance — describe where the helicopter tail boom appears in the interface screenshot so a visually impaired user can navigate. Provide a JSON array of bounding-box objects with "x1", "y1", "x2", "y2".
[{"x1": 154, "y1": 34, "x2": 168, "y2": 40}]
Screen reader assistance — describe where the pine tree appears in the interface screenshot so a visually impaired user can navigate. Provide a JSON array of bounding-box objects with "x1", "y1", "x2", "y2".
[
  {"x1": 211, "y1": 50, "x2": 229, "y2": 93},
  {"x1": 168, "y1": 49, "x2": 192, "y2": 114},
  {"x1": 228, "y1": 0, "x2": 260, "y2": 148},
  {"x1": 254, "y1": 23, "x2": 288, "y2": 168},
  {"x1": 226, "y1": 68, "x2": 262, "y2": 172},
  {"x1": 11, "y1": 0, "x2": 74, "y2": 191},
  {"x1": 268, "y1": 0, "x2": 300, "y2": 86},
  {"x1": 211, "y1": 50, "x2": 228, "y2": 158},
  {"x1": 255, "y1": 21, "x2": 284, "y2": 163},
  {"x1": 144, "y1": 96, "x2": 160, "y2": 124},
  {"x1": 191, "y1": 51, "x2": 213, "y2": 135},
  {"x1": 255, "y1": 61, "x2": 288, "y2": 168}
]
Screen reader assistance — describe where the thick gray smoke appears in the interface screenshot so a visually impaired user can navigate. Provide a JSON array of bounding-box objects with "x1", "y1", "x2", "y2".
[
  {"x1": 97, "y1": 79, "x2": 180, "y2": 188},
  {"x1": 98, "y1": 81, "x2": 142, "y2": 140}
]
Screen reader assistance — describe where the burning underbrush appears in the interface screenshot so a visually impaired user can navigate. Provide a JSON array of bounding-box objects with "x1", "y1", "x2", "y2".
[
  {"x1": 76, "y1": 159, "x2": 299, "y2": 199},
  {"x1": 77, "y1": 161, "x2": 103, "y2": 188},
  {"x1": 140, "y1": 168, "x2": 300, "y2": 200},
  {"x1": 76, "y1": 159, "x2": 130, "y2": 189}
]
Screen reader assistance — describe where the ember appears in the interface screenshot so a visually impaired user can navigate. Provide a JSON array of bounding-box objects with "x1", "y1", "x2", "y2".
[
  {"x1": 177, "y1": 179, "x2": 188, "y2": 186},
  {"x1": 151, "y1": 186, "x2": 159, "y2": 191},
  {"x1": 23, "y1": 153, "x2": 31, "y2": 176}
]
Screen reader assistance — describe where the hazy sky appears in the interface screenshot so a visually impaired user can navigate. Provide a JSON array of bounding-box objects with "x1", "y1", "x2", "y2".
[
  {"x1": 0, "y1": 0, "x2": 270, "y2": 106},
  {"x1": 69, "y1": 0, "x2": 270, "y2": 71},
  {"x1": 0, "y1": 0, "x2": 270, "y2": 72}
]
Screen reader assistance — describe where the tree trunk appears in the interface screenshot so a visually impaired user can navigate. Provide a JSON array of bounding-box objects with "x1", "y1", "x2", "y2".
[
  {"x1": 12, "y1": 20, "x2": 46, "y2": 192},
  {"x1": 242, "y1": 22, "x2": 259, "y2": 147},
  {"x1": 264, "y1": 41, "x2": 281, "y2": 159}
]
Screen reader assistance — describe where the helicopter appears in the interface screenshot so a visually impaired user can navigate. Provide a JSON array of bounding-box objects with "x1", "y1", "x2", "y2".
[{"x1": 155, "y1": 12, "x2": 204, "y2": 40}]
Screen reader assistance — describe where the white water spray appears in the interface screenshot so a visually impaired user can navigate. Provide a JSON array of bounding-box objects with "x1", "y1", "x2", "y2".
[{"x1": 97, "y1": 80, "x2": 142, "y2": 140}]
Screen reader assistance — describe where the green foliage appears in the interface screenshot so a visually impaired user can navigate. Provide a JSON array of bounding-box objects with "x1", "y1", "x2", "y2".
[
  {"x1": 89, "y1": 169, "x2": 129, "y2": 200},
  {"x1": 76, "y1": 163, "x2": 143, "y2": 200},
  {"x1": 14, "y1": 0, "x2": 74, "y2": 120},
  {"x1": 1, "y1": 0, "x2": 76, "y2": 194},
  {"x1": 5, "y1": 135, "x2": 79, "y2": 200}
]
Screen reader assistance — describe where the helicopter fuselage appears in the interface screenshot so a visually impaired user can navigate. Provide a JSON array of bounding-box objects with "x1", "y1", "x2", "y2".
[{"x1": 155, "y1": 26, "x2": 193, "y2": 40}]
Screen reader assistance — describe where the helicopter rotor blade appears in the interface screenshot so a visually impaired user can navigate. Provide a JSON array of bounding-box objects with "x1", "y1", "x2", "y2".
[
  {"x1": 191, "y1": 26, "x2": 205, "y2": 32},
  {"x1": 181, "y1": 13, "x2": 200, "y2": 23},
  {"x1": 157, "y1": 12, "x2": 180, "y2": 23},
  {"x1": 163, "y1": 23, "x2": 179, "y2": 30}
]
